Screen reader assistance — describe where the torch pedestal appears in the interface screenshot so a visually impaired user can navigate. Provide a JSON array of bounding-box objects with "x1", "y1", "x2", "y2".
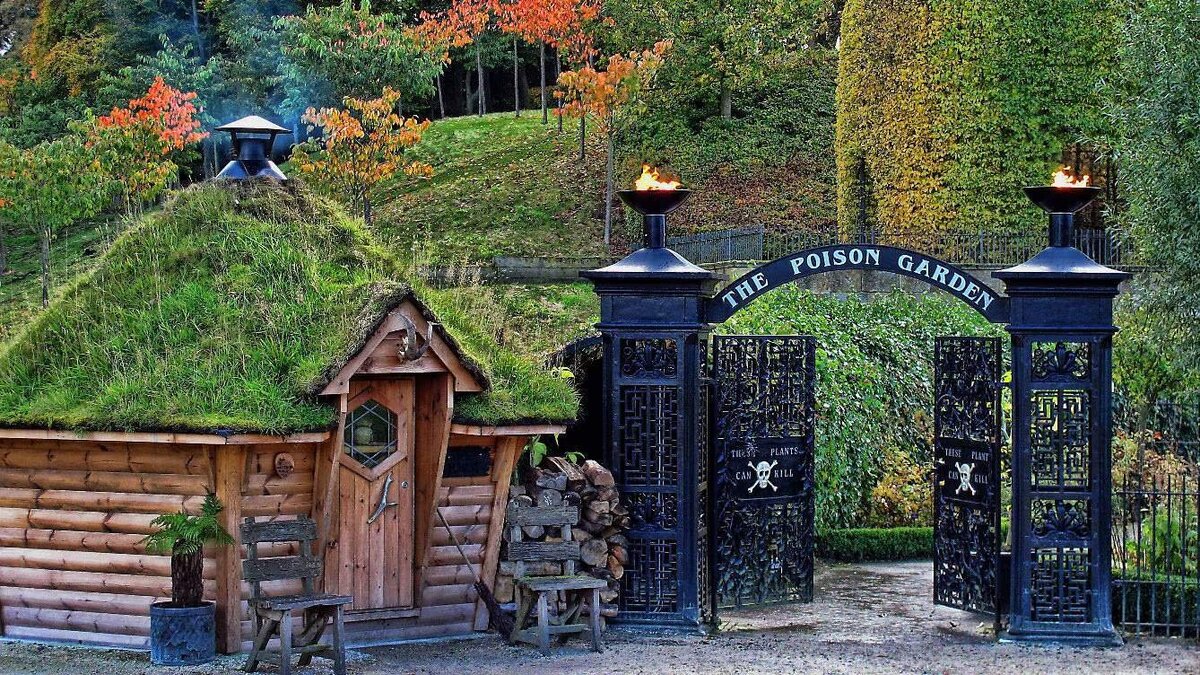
[
  {"x1": 995, "y1": 185, "x2": 1128, "y2": 646},
  {"x1": 582, "y1": 188, "x2": 720, "y2": 628}
]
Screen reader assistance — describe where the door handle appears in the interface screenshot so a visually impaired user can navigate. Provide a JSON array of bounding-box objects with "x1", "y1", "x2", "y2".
[{"x1": 367, "y1": 473, "x2": 399, "y2": 524}]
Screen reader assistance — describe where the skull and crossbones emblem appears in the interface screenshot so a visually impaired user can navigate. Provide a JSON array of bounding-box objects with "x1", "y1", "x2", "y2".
[
  {"x1": 747, "y1": 460, "x2": 779, "y2": 494},
  {"x1": 954, "y1": 462, "x2": 976, "y2": 495}
]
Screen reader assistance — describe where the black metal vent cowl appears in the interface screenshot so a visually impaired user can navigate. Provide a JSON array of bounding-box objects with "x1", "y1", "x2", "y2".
[{"x1": 215, "y1": 115, "x2": 290, "y2": 181}]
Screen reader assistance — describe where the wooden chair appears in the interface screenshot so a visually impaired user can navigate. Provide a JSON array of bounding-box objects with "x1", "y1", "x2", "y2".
[
  {"x1": 507, "y1": 504, "x2": 607, "y2": 655},
  {"x1": 241, "y1": 517, "x2": 352, "y2": 675}
]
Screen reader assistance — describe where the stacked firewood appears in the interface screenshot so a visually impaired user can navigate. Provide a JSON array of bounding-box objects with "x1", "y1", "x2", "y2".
[{"x1": 495, "y1": 457, "x2": 629, "y2": 613}]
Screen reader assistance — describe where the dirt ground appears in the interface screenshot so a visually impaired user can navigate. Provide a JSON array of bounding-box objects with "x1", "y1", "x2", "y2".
[{"x1": 1, "y1": 560, "x2": 1197, "y2": 675}]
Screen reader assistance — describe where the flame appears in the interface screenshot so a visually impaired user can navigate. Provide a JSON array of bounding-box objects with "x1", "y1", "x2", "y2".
[
  {"x1": 634, "y1": 165, "x2": 682, "y2": 191},
  {"x1": 1052, "y1": 168, "x2": 1090, "y2": 187}
]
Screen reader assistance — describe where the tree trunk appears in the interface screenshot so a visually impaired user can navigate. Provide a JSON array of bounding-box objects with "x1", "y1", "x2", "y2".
[
  {"x1": 190, "y1": 0, "x2": 206, "y2": 62},
  {"x1": 437, "y1": 74, "x2": 446, "y2": 119},
  {"x1": 0, "y1": 221, "x2": 7, "y2": 280},
  {"x1": 38, "y1": 223, "x2": 49, "y2": 308},
  {"x1": 171, "y1": 547, "x2": 204, "y2": 607},
  {"x1": 465, "y1": 68, "x2": 474, "y2": 114},
  {"x1": 513, "y1": 37, "x2": 520, "y2": 117},
  {"x1": 556, "y1": 51, "x2": 563, "y2": 132},
  {"x1": 363, "y1": 192, "x2": 373, "y2": 226},
  {"x1": 720, "y1": 82, "x2": 732, "y2": 119},
  {"x1": 604, "y1": 129, "x2": 615, "y2": 249},
  {"x1": 540, "y1": 42, "x2": 547, "y2": 124},
  {"x1": 476, "y1": 47, "x2": 486, "y2": 116},
  {"x1": 579, "y1": 107, "x2": 586, "y2": 162}
]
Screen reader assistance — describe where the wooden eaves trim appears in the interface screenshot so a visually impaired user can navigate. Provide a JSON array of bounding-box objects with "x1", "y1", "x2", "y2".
[
  {"x1": 449, "y1": 423, "x2": 568, "y2": 437},
  {"x1": 0, "y1": 428, "x2": 331, "y2": 445}
]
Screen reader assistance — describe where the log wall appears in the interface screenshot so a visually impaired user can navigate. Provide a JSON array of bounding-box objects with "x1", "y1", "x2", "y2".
[{"x1": 0, "y1": 439, "x2": 220, "y2": 649}]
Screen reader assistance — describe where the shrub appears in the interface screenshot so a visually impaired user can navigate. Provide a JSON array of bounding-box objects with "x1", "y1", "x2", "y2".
[{"x1": 816, "y1": 527, "x2": 934, "y2": 562}]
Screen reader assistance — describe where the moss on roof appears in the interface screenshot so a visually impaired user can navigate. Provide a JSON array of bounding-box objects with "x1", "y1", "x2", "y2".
[{"x1": 0, "y1": 181, "x2": 577, "y2": 434}]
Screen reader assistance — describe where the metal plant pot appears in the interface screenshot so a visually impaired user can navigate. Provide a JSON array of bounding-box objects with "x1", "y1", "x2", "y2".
[{"x1": 149, "y1": 601, "x2": 216, "y2": 666}]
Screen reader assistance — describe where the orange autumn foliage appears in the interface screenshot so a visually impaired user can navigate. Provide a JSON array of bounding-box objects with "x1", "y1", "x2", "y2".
[
  {"x1": 557, "y1": 41, "x2": 671, "y2": 132},
  {"x1": 292, "y1": 88, "x2": 432, "y2": 225},
  {"x1": 88, "y1": 77, "x2": 207, "y2": 209}
]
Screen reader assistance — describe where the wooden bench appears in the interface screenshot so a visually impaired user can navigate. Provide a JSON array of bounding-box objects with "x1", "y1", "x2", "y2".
[
  {"x1": 507, "y1": 504, "x2": 607, "y2": 654},
  {"x1": 241, "y1": 517, "x2": 352, "y2": 675}
]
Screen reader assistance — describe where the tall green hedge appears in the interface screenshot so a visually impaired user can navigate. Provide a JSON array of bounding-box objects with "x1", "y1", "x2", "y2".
[{"x1": 836, "y1": 0, "x2": 1119, "y2": 237}]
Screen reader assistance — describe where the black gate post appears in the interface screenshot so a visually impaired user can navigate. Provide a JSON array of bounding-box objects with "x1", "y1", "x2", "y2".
[
  {"x1": 995, "y1": 185, "x2": 1130, "y2": 645},
  {"x1": 582, "y1": 190, "x2": 720, "y2": 627}
]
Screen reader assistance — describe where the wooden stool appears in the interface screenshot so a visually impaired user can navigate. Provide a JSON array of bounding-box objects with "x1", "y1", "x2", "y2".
[
  {"x1": 241, "y1": 517, "x2": 353, "y2": 675},
  {"x1": 506, "y1": 504, "x2": 608, "y2": 654}
]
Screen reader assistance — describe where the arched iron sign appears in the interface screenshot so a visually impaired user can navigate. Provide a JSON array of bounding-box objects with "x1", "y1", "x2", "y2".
[{"x1": 706, "y1": 244, "x2": 1010, "y2": 324}]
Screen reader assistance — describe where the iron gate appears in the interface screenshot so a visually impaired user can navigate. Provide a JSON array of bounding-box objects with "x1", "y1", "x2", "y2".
[
  {"x1": 711, "y1": 335, "x2": 816, "y2": 608},
  {"x1": 933, "y1": 336, "x2": 1004, "y2": 619}
]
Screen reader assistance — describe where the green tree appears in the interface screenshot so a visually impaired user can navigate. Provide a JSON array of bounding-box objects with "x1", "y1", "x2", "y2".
[
  {"x1": 0, "y1": 135, "x2": 105, "y2": 306},
  {"x1": 1107, "y1": 0, "x2": 1200, "y2": 372},
  {"x1": 276, "y1": 0, "x2": 442, "y2": 122}
]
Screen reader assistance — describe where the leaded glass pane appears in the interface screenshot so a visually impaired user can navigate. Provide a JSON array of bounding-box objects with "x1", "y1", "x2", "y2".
[{"x1": 344, "y1": 399, "x2": 397, "y2": 469}]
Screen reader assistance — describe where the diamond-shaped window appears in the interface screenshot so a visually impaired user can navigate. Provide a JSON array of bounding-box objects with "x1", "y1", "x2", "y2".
[{"x1": 344, "y1": 399, "x2": 397, "y2": 469}]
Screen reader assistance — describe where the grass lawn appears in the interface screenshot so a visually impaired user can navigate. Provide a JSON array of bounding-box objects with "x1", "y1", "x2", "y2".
[
  {"x1": 375, "y1": 113, "x2": 611, "y2": 265},
  {"x1": 0, "y1": 219, "x2": 114, "y2": 342}
]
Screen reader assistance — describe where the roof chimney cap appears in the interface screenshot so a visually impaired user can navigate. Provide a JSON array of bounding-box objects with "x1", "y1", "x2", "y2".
[{"x1": 216, "y1": 115, "x2": 290, "y2": 134}]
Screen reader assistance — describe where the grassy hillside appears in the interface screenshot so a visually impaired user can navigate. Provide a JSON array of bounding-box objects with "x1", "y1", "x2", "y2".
[{"x1": 375, "y1": 114, "x2": 612, "y2": 264}]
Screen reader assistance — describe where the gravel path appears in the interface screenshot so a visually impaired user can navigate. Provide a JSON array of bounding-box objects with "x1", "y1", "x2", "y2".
[{"x1": 2, "y1": 560, "x2": 1196, "y2": 674}]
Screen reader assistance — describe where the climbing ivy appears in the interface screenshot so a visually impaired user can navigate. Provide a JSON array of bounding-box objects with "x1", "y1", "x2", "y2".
[{"x1": 836, "y1": 0, "x2": 1119, "y2": 237}]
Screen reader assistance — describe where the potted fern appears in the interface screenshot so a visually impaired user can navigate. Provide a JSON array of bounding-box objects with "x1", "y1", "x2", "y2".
[{"x1": 143, "y1": 493, "x2": 234, "y2": 666}]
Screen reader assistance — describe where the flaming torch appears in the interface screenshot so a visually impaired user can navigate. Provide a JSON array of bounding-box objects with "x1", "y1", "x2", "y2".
[
  {"x1": 619, "y1": 165, "x2": 691, "y2": 249},
  {"x1": 1024, "y1": 167, "x2": 1101, "y2": 247}
]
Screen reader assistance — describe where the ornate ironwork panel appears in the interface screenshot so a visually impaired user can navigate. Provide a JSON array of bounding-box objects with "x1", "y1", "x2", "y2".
[
  {"x1": 620, "y1": 338, "x2": 678, "y2": 378},
  {"x1": 711, "y1": 335, "x2": 816, "y2": 608},
  {"x1": 933, "y1": 337, "x2": 1003, "y2": 617},
  {"x1": 617, "y1": 385, "x2": 680, "y2": 486},
  {"x1": 1030, "y1": 389, "x2": 1091, "y2": 490},
  {"x1": 620, "y1": 538, "x2": 680, "y2": 614},
  {"x1": 1030, "y1": 547, "x2": 1092, "y2": 622}
]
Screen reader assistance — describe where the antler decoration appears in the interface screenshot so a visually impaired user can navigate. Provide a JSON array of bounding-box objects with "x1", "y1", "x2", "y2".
[{"x1": 395, "y1": 314, "x2": 433, "y2": 362}]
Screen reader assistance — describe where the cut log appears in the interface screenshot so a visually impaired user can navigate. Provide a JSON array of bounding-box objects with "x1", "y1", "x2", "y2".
[
  {"x1": 611, "y1": 544, "x2": 627, "y2": 565},
  {"x1": 582, "y1": 460, "x2": 614, "y2": 487},
  {"x1": 0, "y1": 548, "x2": 215, "y2": 579},
  {"x1": 521, "y1": 525, "x2": 545, "y2": 539},
  {"x1": 545, "y1": 457, "x2": 588, "y2": 487},
  {"x1": 579, "y1": 539, "x2": 609, "y2": 567},
  {"x1": 0, "y1": 587, "x2": 162, "y2": 616},
  {"x1": 606, "y1": 556, "x2": 624, "y2": 580},
  {"x1": 0, "y1": 528, "x2": 147, "y2": 555},
  {"x1": 535, "y1": 489, "x2": 563, "y2": 507},
  {"x1": 0, "y1": 444, "x2": 211, "y2": 475},
  {"x1": 0, "y1": 508, "x2": 159, "y2": 534},
  {"x1": 1, "y1": 606, "x2": 149, "y2": 636},
  {"x1": 0, "y1": 468, "x2": 209, "y2": 496}
]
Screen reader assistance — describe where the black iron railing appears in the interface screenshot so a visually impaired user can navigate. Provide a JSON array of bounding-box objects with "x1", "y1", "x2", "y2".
[
  {"x1": 1112, "y1": 394, "x2": 1200, "y2": 637},
  {"x1": 666, "y1": 225, "x2": 1145, "y2": 270}
]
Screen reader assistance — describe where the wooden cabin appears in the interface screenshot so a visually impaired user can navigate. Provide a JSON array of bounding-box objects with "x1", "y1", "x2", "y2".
[{"x1": 0, "y1": 182, "x2": 573, "y2": 653}]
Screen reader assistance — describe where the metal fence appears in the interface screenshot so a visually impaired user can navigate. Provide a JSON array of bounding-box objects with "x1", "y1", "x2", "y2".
[
  {"x1": 666, "y1": 225, "x2": 1143, "y2": 270},
  {"x1": 1112, "y1": 394, "x2": 1200, "y2": 637}
]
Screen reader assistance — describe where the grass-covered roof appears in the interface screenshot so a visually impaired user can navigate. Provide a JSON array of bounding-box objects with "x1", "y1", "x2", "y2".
[{"x1": 0, "y1": 180, "x2": 578, "y2": 434}]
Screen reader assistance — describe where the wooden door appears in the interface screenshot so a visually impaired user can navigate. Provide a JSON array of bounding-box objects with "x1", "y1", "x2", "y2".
[{"x1": 329, "y1": 377, "x2": 416, "y2": 615}]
